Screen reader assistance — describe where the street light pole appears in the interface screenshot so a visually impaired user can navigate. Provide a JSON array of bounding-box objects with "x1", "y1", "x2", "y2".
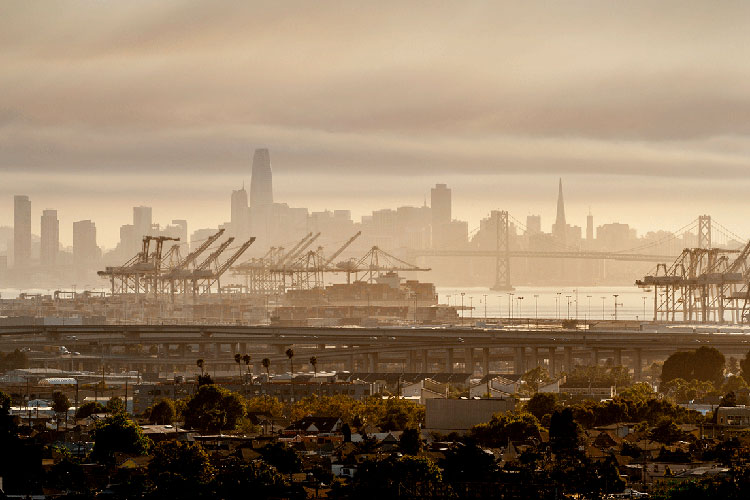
[
  {"x1": 509, "y1": 293, "x2": 514, "y2": 322},
  {"x1": 460, "y1": 292, "x2": 465, "y2": 326},
  {"x1": 534, "y1": 294, "x2": 539, "y2": 327},
  {"x1": 601, "y1": 296, "x2": 606, "y2": 320},
  {"x1": 566, "y1": 295, "x2": 571, "y2": 320},
  {"x1": 483, "y1": 294, "x2": 487, "y2": 321}
]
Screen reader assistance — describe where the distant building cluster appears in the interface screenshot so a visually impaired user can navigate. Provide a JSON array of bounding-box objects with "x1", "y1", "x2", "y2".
[{"x1": 1, "y1": 148, "x2": 730, "y2": 289}]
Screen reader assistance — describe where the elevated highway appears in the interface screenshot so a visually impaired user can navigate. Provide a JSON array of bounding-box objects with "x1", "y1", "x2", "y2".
[{"x1": 2, "y1": 324, "x2": 749, "y2": 380}]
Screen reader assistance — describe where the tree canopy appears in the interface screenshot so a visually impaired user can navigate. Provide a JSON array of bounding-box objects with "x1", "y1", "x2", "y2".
[
  {"x1": 662, "y1": 347, "x2": 725, "y2": 386},
  {"x1": 183, "y1": 384, "x2": 245, "y2": 433},
  {"x1": 91, "y1": 412, "x2": 151, "y2": 463}
]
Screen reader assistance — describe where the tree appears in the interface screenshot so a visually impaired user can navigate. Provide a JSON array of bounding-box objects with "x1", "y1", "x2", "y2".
[
  {"x1": 662, "y1": 347, "x2": 725, "y2": 386},
  {"x1": 242, "y1": 354, "x2": 252, "y2": 382},
  {"x1": 149, "y1": 399, "x2": 176, "y2": 425},
  {"x1": 661, "y1": 351, "x2": 695, "y2": 384},
  {"x1": 740, "y1": 349, "x2": 750, "y2": 381},
  {"x1": 106, "y1": 396, "x2": 125, "y2": 414},
  {"x1": 75, "y1": 400, "x2": 105, "y2": 419},
  {"x1": 549, "y1": 408, "x2": 583, "y2": 455},
  {"x1": 648, "y1": 417, "x2": 687, "y2": 444},
  {"x1": 52, "y1": 391, "x2": 70, "y2": 431},
  {"x1": 262, "y1": 357, "x2": 271, "y2": 380},
  {"x1": 619, "y1": 382, "x2": 656, "y2": 402},
  {"x1": 234, "y1": 353, "x2": 243, "y2": 382},
  {"x1": 526, "y1": 392, "x2": 558, "y2": 421},
  {"x1": 196, "y1": 358, "x2": 205, "y2": 376},
  {"x1": 693, "y1": 346, "x2": 726, "y2": 385},
  {"x1": 183, "y1": 384, "x2": 245, "y2": 433},
  {"x1": 440, "y1": 440, "x2": 497, "y2": 484},
  {"x1": 351, "y1": 456, "x2": 442, "y2": 500},
  {"x1": 91, "y1": 412, "x2": 150, "y2": 463},
  {"x1": 0, "y1": 349, "x2": 29, "y2": 371},
  {"x1": 258, "y1": 442, "x2": 302, "y2": 475},
  {"x1": 469, "y1": 412, "x2": 543, "y2": 448},
  {"x1": 310, "y1": 355, "x2": 318, "y2": 379},
  {"x1": 286, "y1": 348, "x2": 295, "y2": 401},
  {"x1": 148, "y1": 441, "x2": 214, "y2": 496},
  {"x1": 398, "y1": 427, "x2": 423, "y2": 455}
]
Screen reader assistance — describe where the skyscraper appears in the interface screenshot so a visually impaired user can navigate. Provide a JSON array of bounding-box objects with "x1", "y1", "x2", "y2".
[
  {"x1": 231, "y1": 184, "x2": 249, "y2": 238},
  {"x1": 40, "y1": 209, "x2": 59, "y2": 266},
  {"x1": 250, "y1": 148, "x2": 273, "y2": 208},
  {"x1": 552, "y1": 178, "x2": 567, "y2": 244},
  {"x1": 73, "y1": 220, "x2": 98, "y2": 268},
  {"x1": 133, "y1": 206, "x2": 152, "y2": 239},
  {"x1": 430, "y1": 183, "x2": 451, "y2": 226},
  {"x1": 586, "y1": 212, "x2": 594, "y2": 241},
  {"x1": 13, "y1": 195, "x2": 31, "y2": 268}
]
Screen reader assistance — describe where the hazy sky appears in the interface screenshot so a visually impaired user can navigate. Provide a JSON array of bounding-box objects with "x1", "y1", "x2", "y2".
[{"x1": 2, "y1": 1, "x2": 750, "y2": 247}]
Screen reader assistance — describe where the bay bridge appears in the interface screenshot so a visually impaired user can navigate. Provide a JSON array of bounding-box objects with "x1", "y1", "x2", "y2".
[{"x1": 411, "y1": 212, "x2": 743, "y2": 290}]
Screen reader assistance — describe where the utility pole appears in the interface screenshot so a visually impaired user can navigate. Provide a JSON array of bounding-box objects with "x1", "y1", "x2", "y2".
[
  {"x1": 534, "y1": 294, "x2": 539, "y2": 327},
  {"x1": 509, "y1": 293, "x2": 514, "y2": 321},
  {"x1": 601, "y1": 296, "x2": 606, "y2": 320}
]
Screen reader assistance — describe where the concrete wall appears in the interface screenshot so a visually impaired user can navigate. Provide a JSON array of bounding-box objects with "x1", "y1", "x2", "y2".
[{"x1": 425, "y1": 398, "x2": 516, "y2": 433}]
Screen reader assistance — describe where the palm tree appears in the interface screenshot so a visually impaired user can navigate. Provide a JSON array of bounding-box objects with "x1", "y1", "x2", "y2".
[
  {"x1": 234, "y1": 353, "x2": 242, "y2": 382},
  {"x1": 196, "y1": 358, "x2": 205, "y2": 376},
  {"x1": 242, "y1": 354, "x2": 252, "y2": 383},
  {"x1": 310, "y1": 355, "x2": 319, "y2": 397},
  {"x1": 286, "y1": 348, "x2": 295, "y2": 401},
  {"x1": 262, "y1": 357, "x2": 271, "y2": 381}
]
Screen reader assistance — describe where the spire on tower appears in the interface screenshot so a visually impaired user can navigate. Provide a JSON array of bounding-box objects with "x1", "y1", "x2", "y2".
[{"x1": 555, "y1": 178, "x2": 566, "y2": 228}]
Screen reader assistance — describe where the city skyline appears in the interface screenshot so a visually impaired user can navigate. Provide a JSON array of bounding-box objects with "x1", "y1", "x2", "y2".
[{"x1": 0, "y1": 177, "x2": 728, "y2": 251}]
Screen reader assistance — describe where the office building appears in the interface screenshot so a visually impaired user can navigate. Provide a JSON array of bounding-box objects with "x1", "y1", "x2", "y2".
[
  {"x1": 13, "y1": 195, "x2": 31, "y2": 268},
  {"x1": 133, "y1": 206, "x2": 152, "y2": 239},
  {"x1": 73, "y1": 220, "x2": 98, "y2": 268},
  {"x1": 231, "y1": 185, "x2": 249, "y2": 238},
  {"x1": 40, "y1": 209, "x2": 59, "y2": 266},
  {"x1": 250, "y1": 148, "x2": 273, "y2": 208}
]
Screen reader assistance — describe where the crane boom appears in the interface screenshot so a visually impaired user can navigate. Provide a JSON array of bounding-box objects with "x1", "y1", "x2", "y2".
[
  {"x1": 324, "y1": 231, "x2": 361, "y2": 267},
  {"x1": 214, "y1": 238, "x2": 256, "y2": 278},
  {"x1": 276, "y1": 233, "x2": 312, "y2": 266},
  {"x1": 196, "y1": 237, "x2": 235, "y2": 271},
  {"x1": 176, "y1": 229, "x2": 226, "y2": 270},
  {"x1": 286, "y1": 232, "x2": 320, "y2": 265}
]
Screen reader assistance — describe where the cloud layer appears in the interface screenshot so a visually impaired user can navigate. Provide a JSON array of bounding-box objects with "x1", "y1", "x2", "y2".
[{"x1": 2, "y1": 1, "x2": 750, "y2": 245}]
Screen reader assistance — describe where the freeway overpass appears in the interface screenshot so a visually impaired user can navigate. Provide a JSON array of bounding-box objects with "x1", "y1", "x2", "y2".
[{"x1": 2, "y1": 324, "x2": 749, "y2": 381}]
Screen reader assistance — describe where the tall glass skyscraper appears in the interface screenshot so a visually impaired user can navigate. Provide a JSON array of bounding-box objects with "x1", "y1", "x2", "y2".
[{"x1": 250, "y1": 148, "x2": 273, "y2": 208}]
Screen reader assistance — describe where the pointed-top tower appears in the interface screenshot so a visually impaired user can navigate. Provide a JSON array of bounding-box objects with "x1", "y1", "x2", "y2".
[{"x1": 552, "y1": 178, "x2": 567, "y2": 244}]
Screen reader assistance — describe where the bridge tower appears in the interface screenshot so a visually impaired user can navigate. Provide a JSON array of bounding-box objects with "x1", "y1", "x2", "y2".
[
  {"x1": 698, "y1": 215, "x2": 711, "y2": 249},
  {"x1": 491, "y1": 210, "x2": 514, "y2": 291}
]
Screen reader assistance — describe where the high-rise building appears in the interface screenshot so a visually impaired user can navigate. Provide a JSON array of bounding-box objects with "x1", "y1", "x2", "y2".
[
  {"x1": 552, "y1": 179, "x2": 567, "y2": 244},
  {"x1": 231, "y1": 185, "x2": 249, "y2": 237},
  {"x1": 13, "y1": 195, "x2": 31, "y2": 268},
  {"x1": 586, "y1": 212, "x2": 594, "y2": 241},
  {"x1": 430, "y1": 184, "x2": 451, "y2": 227},
  {"x1": 40, "y1": 209, "x2": 59, "y2": 266},
  {"x1": 73, "y1": 220, "x2": 98, "y2": 268},
  {"x1": 526, "y1": 215, "x2": 541, "y2": 235},
  {"x1": 133, "y1": 206, "x2": 152, "y2": 238},
  {"x1": 250, "y1": 148, "x2": 273, "y2": 208}
]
